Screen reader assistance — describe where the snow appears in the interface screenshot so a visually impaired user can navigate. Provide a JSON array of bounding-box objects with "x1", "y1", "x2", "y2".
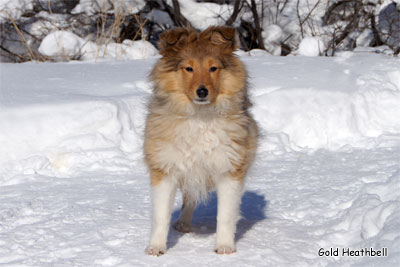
[
  {"x1": 38, "y1": 30, "x2": 159, "y2": 61},
  {"x1": 39, "y1": 31, "x2": 84, "y2": 58},
  {"x1": 1, "y1": 52, "x2": 400, "y2": 266},
  {"x1": 71, "y1": 0, "x2": 145, "y2": 16},
  {"x1": 298, "y1": 37, "x2": 325, "y2": 56},
  {"x1": 262, "y1": 24, "x2": 284, "y2": 56},
  {"x1": 81, "y1": 39, "x2": 159, "y2": 61},
  {"x1": 174, "y1": 0, "x2": 231, "y2": 30},
  {"x1": 0, "y1": 0, "x2": 33, "y2": 22}
]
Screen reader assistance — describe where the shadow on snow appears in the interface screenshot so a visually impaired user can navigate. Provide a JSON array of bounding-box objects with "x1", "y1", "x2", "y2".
[{"x1": 168, "y1": 190, "x2": 268, "y2": 249}]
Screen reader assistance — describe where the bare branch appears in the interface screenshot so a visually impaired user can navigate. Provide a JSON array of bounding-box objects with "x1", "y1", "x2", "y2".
[
  {"x1": 226, "y1": 0, "x2": 243, "y2": 26},
  {"x1": 162, "y1": 0, "x2": 193, "y2": 28}
]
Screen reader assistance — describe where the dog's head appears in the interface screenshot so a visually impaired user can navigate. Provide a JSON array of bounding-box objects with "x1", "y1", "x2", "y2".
[{"x1": 153, "y1": 26, "x2": 245, "y2": 107}]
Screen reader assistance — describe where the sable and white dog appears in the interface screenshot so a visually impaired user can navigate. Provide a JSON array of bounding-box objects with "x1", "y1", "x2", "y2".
[{"x1": 144, "y1": 26, "x2": 257, "y2": 256}]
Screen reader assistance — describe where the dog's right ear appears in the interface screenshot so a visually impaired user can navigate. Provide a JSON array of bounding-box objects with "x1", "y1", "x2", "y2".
[{"x1": 159, "y1": 28, "x2": 191, "y2": 56}]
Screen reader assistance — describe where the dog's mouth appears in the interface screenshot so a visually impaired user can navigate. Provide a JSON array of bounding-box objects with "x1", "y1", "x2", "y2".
[{"x1": 193, "y1": 98, "x2": 210, "y2": 105}]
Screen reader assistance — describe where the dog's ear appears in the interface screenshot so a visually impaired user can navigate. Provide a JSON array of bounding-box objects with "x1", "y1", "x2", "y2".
[
  {"x1": 159, "y1": 28, "x2": 191, "y2": 56},
  {"x1": 201, "y1": 26, "x2": 239, "y2": 53}
]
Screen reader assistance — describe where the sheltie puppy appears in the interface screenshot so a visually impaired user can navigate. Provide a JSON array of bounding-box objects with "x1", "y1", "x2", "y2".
[{"x1": 144, "y1": 26, "x2": 257, "y2": 256}]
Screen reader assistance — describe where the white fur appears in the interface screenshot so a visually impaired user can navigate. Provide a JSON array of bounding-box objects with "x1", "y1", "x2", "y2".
[
  {"x1": 215, "y1": 176, "x2": 243, "y2": 253},
  {"x1": 155, "y1": 116, "x2": 242, "y2": 202},
  {"x1": 193, "y1": 99, "x2": 210, "y2": 105},
  {"x1": 146, "y1": 177, "x2": 177, "y2": 256}
]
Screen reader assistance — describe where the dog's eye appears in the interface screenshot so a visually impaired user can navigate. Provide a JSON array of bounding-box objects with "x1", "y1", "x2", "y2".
[
  {"x1": 185, "y1": 67, "x2": 194, "y2": 72},
  {"x1": 209, "y1": 67, "x2": 217, "y2": 72}
]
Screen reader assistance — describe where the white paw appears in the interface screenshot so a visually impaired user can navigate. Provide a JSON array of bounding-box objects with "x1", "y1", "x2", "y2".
[
  {"x1": 145, "y1": 245, "x2": 166, "y2": 256},
  {"x1": 173, "y1": 221, "x2": 191, "y2": 233},
  {"x1": 215, "y1": 245, "x2": 236, "y2": 255}
]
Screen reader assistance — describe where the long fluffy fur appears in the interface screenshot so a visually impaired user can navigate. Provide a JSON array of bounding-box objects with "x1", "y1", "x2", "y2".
[{"x1": 144, "y1": 26, "x2": 258, "y2": 256}]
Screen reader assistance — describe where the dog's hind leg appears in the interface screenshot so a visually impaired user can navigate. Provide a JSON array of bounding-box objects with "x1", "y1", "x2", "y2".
[
  {"x1": 146, "y1": 175, "x2": 177, "y2": 256},
  {"x1": 173, "y1": 193, "x2": 196, "y2": 233},
  {"x1": 215, "y1": 175, "x2": 244, "y2": 254}
]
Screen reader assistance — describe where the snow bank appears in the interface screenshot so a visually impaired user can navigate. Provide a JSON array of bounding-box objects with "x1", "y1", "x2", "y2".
[
  {"x1": 0, "y1": 99, "x2": 145, "y2": 182},
  {"x1": 0, "y1": 60, "x2": 151, "y2": 183},
  {"x1": 247, "y1": 52, "x2": 400, "y2": 151}
]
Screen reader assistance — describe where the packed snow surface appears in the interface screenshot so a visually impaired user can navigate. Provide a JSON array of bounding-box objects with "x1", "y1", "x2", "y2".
[{"x1": 0, "y1": 52, "x2": 400, "y2": 266}]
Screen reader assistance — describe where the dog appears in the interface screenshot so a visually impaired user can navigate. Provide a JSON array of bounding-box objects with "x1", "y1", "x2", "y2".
[{"x1": 144, "y1": 26, "x2": 257, "y2": 256}]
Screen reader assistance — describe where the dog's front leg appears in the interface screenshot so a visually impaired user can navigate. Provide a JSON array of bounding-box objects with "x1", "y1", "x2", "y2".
[
  {"x1": 215, "y1": 175, "x2": 243, "y2": 254},
  {"x1": 146, "y1": 175, "x2": 177, "y2": 256}
]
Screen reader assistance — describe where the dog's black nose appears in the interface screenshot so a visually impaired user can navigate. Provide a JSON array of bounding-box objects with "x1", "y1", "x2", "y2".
[{"x1": 196, "y1": 86, "x2": 208, "y2": 98}]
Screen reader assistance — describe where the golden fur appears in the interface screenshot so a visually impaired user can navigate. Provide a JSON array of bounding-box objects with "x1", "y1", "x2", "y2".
[{"x1": 145, "y1": 26, "x2": 257, "y2": 186}]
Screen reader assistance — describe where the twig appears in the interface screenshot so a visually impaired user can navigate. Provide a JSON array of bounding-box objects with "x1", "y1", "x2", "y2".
[
  {"x1": 0, "y1": 44, "x2": 26, "y2": 62},
  {"x1": 6, "y1": 12, "x2": 36, "y2": 61},
  {"x1": 296, "y1": 0, "x2": 304, "y2": 38}
]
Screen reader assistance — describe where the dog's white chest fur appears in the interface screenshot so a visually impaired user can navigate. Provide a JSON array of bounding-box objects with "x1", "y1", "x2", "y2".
[{"x1": 156, "y1": 117, "x2": 239, "y2": 200}]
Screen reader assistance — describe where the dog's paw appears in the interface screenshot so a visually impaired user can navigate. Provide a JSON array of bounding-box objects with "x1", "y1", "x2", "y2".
[
  {"x1": 173, "y1": 221, "x2": 191, "y2": 233},
  {"x1": 145, "y1": 245, "x2": 166, "y2": 256},
  {"x1": 215, "y1": 245, "x2": 236, "y2": 255}
]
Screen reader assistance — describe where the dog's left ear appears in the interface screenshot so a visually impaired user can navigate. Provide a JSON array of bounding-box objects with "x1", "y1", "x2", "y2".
[{"x1": 201, "y1": 26, "x2": 239, "y2": 53}]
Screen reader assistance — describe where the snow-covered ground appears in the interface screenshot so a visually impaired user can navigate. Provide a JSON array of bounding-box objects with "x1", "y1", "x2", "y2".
[{"x1": 1, "y1": 52, "x2": 400, "y2": 266}]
